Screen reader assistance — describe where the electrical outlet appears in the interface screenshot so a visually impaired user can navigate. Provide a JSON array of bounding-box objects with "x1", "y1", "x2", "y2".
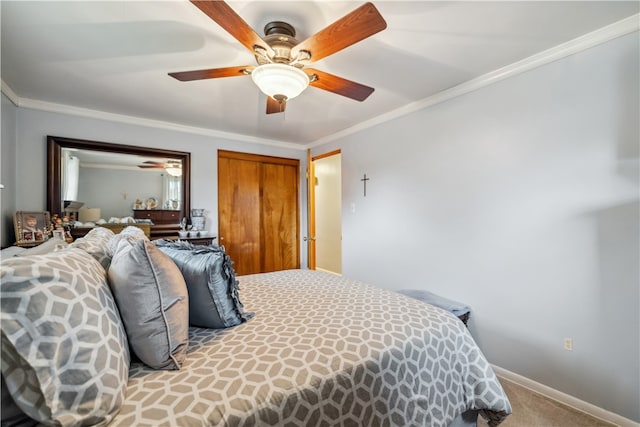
[{"x1": 564, "y1": 338, "x2": 573, "y2": 351}]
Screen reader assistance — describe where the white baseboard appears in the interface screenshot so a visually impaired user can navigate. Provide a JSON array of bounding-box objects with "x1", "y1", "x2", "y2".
[{"x1": 492, "y1": 365, "x2": 639, "y2": 427}]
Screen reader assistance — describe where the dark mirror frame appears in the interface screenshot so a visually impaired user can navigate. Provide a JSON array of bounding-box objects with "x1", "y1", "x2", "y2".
[{"x1": 46, "y1": 135, "x2": 191, "y2": 220}]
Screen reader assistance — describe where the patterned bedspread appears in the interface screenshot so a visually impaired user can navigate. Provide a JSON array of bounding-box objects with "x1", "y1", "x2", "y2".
[{"x1": 111, "y1": 269, "x2": 511, "y2": 426}]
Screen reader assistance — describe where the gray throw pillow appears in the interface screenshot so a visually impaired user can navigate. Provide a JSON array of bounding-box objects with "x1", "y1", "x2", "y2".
[
  {"x1": 154, "y1": 240, "x2": 254, "y2": 329},
  {"x1": 107, "y1": 225, "x2": 148, "y2": 255},
  {"x1": 108, "y1": 239, "x2": 189, "y2": 370},
  {"x1": 0, "y1": 248, "x2": 130, "y2": 426}
]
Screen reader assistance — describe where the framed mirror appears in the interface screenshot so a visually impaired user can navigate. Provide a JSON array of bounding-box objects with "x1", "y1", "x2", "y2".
[{"x1": 47, "y1": 135, "x2": 191, "y2": 226}]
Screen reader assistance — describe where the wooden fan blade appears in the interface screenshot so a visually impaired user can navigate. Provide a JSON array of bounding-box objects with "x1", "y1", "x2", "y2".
[
  {"x1": 306, "y1": 68, "x2": 374, "y2": 101},
  {"x1": 190, "y1": 1, "x2": 274, "y2": 57},
  {"x1": 291, "y1": 2, "x2": 386, "y2": 64},
  {"x1": 142, "y1": 161, "x2": 163, "y2": 165},
  {"x1": 169, "y1": 66, "x2": 254, "y2": 82},
  {"x1": 266, "y1": 97, "x2": 287, "y2": 114},
  {"x1": 138, "y1": 165, "x2": 165, "y2": 169}
]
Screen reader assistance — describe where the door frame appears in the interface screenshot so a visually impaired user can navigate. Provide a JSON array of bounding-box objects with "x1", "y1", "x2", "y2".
[
  {"x1": 307, "y1": 148, "x2": 341, "y2": 271},
  {"x1": 306, "y1": 150, "x2": 316, "y2": 270}
]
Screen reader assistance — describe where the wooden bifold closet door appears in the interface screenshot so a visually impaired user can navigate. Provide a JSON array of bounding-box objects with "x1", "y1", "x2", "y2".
[{"x1": 218, "y1": 150, "x2": 300, "y2": 275}]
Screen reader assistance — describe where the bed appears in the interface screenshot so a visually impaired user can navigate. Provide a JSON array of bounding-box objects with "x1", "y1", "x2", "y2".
[{"x1": 111, "y1": 269, "x2": 511, "y2": 426}]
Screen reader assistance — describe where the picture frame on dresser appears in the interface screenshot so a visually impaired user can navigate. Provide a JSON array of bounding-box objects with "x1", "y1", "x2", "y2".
[
  {"x1": 14, "y1": 211, "x2": 51, "y2": 247},
  {"x1": 52, "y1": 229, "x2": 66, "y2": 241}
]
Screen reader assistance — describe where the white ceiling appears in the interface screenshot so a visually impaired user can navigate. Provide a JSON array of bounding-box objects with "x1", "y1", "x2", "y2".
[
  {"x1": 63, "y1": 146, "x2": 176, "y2": 169},
  {"x1": 2, "y1": 1, "x2": 638, "y2": 147}
]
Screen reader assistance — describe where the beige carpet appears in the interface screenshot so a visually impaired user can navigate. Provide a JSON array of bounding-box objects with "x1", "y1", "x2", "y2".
[{"x1": 478, "y1": 377, "x2": 616, "y2": 427}]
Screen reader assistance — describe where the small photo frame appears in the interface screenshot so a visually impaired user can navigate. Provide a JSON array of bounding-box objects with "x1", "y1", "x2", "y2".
[
  {"x1": 14, "y1": 211, "x2": 51, "y2": 247},
  {"x1": 52, "y1": 229, "x2": 65, "y2": 241}
]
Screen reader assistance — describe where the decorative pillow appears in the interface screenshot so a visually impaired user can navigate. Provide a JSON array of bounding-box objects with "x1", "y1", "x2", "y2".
[
  {"x1": 15, "y1": 238, "x2": 68, "y2": 256},
  {"x1": 0, "y1": 239, "x2": 68, "y2": 261},
  {"x1": 0, "y1": 248, "x2": 130, "y2": 426},
  {"x1": 106, "y1": 225, "x2": 148, "y2": 255},
  {"x1": 1, "y1": 374, "x2": 36, "y2": 426},
  {"x1": 78, "y1": 225, "x2": 114, "y2": 242},
  {"x1": 154, "y1": 240, "x2": 254, "y2": 329},
  {"x1": 69, "y1": 227, "x2": 115, "y2": 269},
  {"x1": 0, "y1": 246, "x2": 27, "y2": 258},
  {"x1": 108, "y1": 239, "x2": 189, "y2": 370}
]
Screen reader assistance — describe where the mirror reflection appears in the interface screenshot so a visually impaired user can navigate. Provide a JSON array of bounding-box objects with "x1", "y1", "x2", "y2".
[
  {"x1": 47, "y1": 136, "x2": 191, "y2": 238},
  {"x1": 61, "y1": 148, "x2": 183, "y2": 220}
]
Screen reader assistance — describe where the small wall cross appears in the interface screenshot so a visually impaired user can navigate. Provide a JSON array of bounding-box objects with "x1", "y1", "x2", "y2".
[{"x1": 361, "y1": 174, "x2": 370, "y2": 197}]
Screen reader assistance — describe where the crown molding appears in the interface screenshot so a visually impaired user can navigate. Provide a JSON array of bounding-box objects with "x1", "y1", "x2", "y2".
[
  {"x1": 0, "y1": 85, "x2": 304, "y2": 151},
  {"x1": 1, "y1": 81, "x2": 20, "y2": 107},
  {"x1": 308, "y1": 13, "x2": 640, "y2": 148}
]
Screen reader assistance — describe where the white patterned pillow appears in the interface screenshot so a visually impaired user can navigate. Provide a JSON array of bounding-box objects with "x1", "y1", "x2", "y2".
[
  {"x1": 69, "y1": 227, "x2": 115, "y2": 269},
  {"x1": 0, "y1": 248, "x2": 130, "y2": 426}
]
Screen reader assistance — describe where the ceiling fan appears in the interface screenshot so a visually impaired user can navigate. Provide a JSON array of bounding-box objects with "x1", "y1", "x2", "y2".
[
  {"x1": 169, "y1": 1, "x2": 387, "y2": 114},
  {"x1": 138, "y1": 160, "x2": 183, "y2": 177}
]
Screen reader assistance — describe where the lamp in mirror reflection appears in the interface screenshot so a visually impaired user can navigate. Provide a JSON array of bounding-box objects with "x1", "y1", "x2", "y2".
[{"x1": 165, "y1": 164, "x2": 182, "y2": 177}]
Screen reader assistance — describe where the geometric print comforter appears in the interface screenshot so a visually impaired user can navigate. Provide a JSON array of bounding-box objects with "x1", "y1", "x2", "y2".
[{"x1": 111, "y1": 269, "x2": 512, "y2": 426}]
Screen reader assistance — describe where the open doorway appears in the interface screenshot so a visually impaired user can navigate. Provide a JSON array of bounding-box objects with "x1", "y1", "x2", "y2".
[{"x1": 308, "y1": 150, "x2": 342, "y2": 275}]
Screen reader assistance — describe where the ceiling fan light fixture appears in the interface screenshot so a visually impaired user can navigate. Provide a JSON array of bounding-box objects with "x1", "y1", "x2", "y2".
[
  {"x1": 166, "y1": 165, "x2": 182, "y2": 177},
  {"x1": 251, "y1": 63, "x2": 309, "y2": 101}
]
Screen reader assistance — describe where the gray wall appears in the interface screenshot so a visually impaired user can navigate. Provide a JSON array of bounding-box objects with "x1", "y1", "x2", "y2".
[
  {"x1": 1, "y1": 93, "x2": 18, "y2": 247},
  {"x1": 77, "y1": 167, "x2": 164, "y2": 220},
  {"x1": 314, "y1": 33, "x2": 639, "y2": 421}
]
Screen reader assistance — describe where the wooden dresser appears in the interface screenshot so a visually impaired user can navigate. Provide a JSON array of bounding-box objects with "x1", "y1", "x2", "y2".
[
  {"x1": 163, "y1": 236, "x2": 217, "y2": 246},
  {"x1": 98, "y1": 223, "x2": 151, "y2": 237},
  {"x1": 133, "y1": 209, "x2": 182, "y2": 238},
  {"x1": 69, "y1": 210, "x2": 184, "y2": 240},
  {"x1": 70, "y1": 223, "x2": 152, "y2": 239}
]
